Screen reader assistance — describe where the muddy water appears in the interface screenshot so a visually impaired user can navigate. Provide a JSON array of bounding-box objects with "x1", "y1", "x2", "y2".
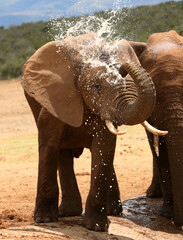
[{"x1": 123, "y1": 196, "x2": 178, "y2": 232}]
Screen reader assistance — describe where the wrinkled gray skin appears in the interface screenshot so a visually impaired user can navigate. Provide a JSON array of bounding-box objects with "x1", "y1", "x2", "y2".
[
  {"x1": 136, "y1": 30, "x2": 183, "y2": 227},
  {"x1": 21, "y1": 33, "x2": 156, "y2": 231}
]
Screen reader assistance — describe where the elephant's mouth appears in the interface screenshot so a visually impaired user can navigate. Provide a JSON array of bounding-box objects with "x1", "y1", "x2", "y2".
[{"x1": 105, "y1": 119, "x2": 168, "y2": 136}]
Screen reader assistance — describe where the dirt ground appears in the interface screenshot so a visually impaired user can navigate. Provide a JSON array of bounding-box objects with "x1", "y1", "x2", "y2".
[{"x1": 0, "y1": 79, "x2": 183, "y2": 240}]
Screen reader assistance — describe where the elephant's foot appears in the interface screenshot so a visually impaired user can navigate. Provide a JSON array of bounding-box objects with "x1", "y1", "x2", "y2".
[
  {"x1": 107, "y1": 200, "x2": 123, "y2": 216},
  {"x1": 34, "y1": 197, "x2": 58, "y2": 223},
  {"x1": 146, "y1": 179, "x2": 162, "y2": 198},
  {"x1": 159, "y1": 202, "x2": 173, "y2": 220},
  {"x1": 83, "y1": 211, "x2": 109, "y2": 231},
  {"x1": 58, "y1": 197, "x2": 82, "y2": 217},
  {"x1": 83, "y1": 198, "x2": 109, "y2": 231}
]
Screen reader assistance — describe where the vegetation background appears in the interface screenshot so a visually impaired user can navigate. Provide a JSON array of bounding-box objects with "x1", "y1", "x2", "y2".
[{"x1": 0, "y1": 0, "x2": 182, "y2": 80}]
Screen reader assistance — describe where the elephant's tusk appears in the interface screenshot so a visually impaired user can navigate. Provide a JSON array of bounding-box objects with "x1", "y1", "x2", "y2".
[
  {"x1": 154, "y1": 134, "x2": 159, "y2": 157},
  {"x1": 141, "y1": 121, "x2": 168, "y2": 136},
  {"x1": 105, "y1": 120, "x2": 127, "y2": 135}
]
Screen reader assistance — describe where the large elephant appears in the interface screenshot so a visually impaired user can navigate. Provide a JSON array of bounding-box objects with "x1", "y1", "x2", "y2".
[
  {"x1": 21, "y1": 33, "x2": 165, "y2": 231},
  {"x1": 132, "y1": 30, "x2": 183, "y2": 227}
]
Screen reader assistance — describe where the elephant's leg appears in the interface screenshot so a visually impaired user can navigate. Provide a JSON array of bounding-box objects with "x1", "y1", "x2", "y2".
[
  {"x1": 165, "y1": 131, "x2": 183, "y2": 226},
  {"x1": 34, "y1": 110, "x2": 62, "y2": 223},
  {"x1": 35, "y1": 146, "x2": 59, "y2": 223},
  {"x1": 83, "y1": 130, "x2": 116, "y2": 231},
  {"x1": 58, "y1": 149, "x2": 82, "y2": 217},
  {"x1": 146, "y1": 156, "x2": 162, "y2": 198},
  {"x1": 107, "y1": 166, "x2": 122, "y2": 216},
  {"x1": 146, "y1": 130, "x2": 162, "y2": 198},
  {"x1": 156, "y1": 136, "x2": 173, "y2": 219}
]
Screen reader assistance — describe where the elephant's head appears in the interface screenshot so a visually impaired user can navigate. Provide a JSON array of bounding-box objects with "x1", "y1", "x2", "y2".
[
  {"x1": 21, "y1": 33, "x2": 162, "y2": 134},
  {"x1": 129, "y1": 30, "x2": 183, "y2": 133}
]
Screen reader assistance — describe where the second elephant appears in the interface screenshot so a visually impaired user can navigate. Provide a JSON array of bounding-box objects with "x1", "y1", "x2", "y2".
[{"x1": 133, "y1": 30, "x2": 183, "y2": 227}]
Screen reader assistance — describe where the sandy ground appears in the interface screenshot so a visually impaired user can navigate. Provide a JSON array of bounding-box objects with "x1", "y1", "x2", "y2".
[{"x1": 0, "y1": 79, "x2": 183, "y2": 239}]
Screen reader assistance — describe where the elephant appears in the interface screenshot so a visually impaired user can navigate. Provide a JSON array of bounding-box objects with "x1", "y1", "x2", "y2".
[
  {"x1": 21, "y1": 33, "x2": 166, "y2": 231},
  {"x1": 131, "y1": 30, "x2": 183, "y2": 227}
]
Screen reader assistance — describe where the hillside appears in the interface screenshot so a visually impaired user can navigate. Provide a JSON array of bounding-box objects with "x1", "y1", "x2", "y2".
[
  {"x1": 0, "y1": 0, "x2": 182, "y2": 80},
  {"x1": 1, "y1": 0, "x2": 178, "y2": 28}
]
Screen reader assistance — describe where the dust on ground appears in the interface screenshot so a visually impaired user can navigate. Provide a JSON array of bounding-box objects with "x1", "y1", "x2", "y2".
[{"x1": 0, "y1": 79, "x2": 183, "y2": 240}]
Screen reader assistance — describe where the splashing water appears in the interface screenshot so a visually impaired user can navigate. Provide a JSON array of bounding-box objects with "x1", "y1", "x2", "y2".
[
  {"x1": 49, "y1": 11, "x2": 118, "y2": 42},
  {"x1": 49, "y1": 0, "x2": 132, "y2": 41},
  {"x1": 48, "y1": 0, "x2": 132, "y2": 86}
]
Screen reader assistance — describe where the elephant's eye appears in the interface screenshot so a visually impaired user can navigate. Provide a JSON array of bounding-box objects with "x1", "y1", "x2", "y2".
[{"x1": 93, "y1": 82, "x2": 102, "y2": 92}]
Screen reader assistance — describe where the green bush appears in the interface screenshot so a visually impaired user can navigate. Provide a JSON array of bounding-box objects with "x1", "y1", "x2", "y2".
[{"x1": 0, "y1": 21, "x2": 48, "y2": 79}]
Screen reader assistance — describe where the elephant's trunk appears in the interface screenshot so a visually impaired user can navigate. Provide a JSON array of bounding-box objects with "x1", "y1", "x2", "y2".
[{"x1": 119, "y1": 61, "x2": 156, "y2": 125}]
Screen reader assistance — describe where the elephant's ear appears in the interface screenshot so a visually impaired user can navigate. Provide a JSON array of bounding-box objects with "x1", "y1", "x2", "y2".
[
  {"x1": 129, "y1": 41, "x2": 147, "y2": 58},
  {"x1": 21, "y1": 41, "x2": 83, "y2": 127}
]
